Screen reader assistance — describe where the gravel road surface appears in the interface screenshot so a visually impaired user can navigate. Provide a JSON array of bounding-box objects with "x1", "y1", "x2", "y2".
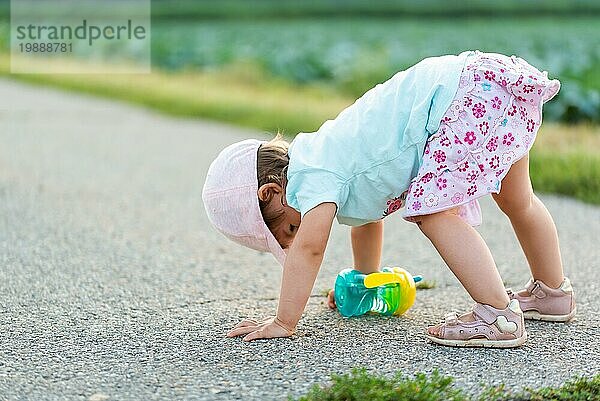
[{"x1": 1, "y1": 79, "x2": 598, "y2": 400}]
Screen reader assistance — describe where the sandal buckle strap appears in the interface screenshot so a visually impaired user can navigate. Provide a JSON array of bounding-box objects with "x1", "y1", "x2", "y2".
[
  {"x1": 444, "y1": 312, "x2": 459, "y2": 325},
  {"x1": 530, "y1": 282, "x2": 546, "y2": 298},
  {"x1": 472, "y1": 304, "x2": 498, "y2": 324},
  {"x1": 524, "y1": 278, "x2": 536, "y2": 293}
]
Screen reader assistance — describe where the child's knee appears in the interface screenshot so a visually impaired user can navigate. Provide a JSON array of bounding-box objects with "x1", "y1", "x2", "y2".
[
  {"x1": 493, "y1": 190, "x2": 534, "y2": 216},
  {"x1": 412, "y1": 208, "x2": 459, "y2": 232}
]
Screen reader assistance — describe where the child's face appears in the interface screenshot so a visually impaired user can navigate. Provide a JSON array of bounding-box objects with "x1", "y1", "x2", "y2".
[
  {"x1": 273, "y1": 204, "x2": 301, "y2": 250},
  {"x1": 258, "y1": 184, "x2": 301, "y2": 250}
]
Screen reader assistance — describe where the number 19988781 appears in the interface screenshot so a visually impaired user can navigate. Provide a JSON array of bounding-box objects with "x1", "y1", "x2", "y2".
[{"x1": 19, "y1": 42, "x2": 73, "y2": 53}]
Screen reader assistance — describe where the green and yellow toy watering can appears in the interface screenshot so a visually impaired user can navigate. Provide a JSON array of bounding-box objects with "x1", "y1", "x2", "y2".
[{"x1": 334, "y1": 267, "x2": 422, "y2": 317}]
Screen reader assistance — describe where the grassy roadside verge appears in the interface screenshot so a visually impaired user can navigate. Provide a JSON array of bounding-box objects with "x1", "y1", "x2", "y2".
[
  {"x1": 293, "y1": 369, "x2": 599, "y2": 401},
  {"x1": 1, "y1": 54, "x2": 598, "y2": 205},
  {"x1": 0, "y1": 54, "x2": 347, "y2": 135}
]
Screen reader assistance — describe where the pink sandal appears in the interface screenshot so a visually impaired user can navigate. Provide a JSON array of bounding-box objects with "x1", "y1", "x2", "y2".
[
  {"x1": 507, "y1": 277, "x2": 576, "y2": 322},
  {"x1": 426, "y1": 299, "x2": 527, "y2": 348}
]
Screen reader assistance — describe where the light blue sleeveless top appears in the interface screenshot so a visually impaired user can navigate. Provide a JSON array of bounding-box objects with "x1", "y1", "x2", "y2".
[{"x1": 286, "y1": 51, "x2": 475, "y2": 226}]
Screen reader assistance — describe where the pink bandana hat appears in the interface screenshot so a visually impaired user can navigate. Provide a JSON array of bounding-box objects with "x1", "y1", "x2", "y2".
[{"x1": 202, "y1": 139, "x2": 287, "y2": 266}]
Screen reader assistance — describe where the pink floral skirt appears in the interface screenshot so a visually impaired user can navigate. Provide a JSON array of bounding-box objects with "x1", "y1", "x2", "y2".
[{"x1": 403, "y1": 51, "x2": 560, "y2": 225}]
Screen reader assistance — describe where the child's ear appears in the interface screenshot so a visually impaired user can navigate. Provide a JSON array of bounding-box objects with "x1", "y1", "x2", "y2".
[{"x1": 257, "y1": 183, "x2": 281, "y2": 202}]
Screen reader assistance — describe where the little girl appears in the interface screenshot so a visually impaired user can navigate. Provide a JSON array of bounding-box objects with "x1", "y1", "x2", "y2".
[{"x1": 202, "y1": 50, "x2": 576, "y2": 348}]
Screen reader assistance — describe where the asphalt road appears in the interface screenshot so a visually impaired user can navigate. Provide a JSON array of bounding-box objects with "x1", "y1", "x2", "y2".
[{"x1": 1, "y1": 79, "x2": 599, "y2": 401}]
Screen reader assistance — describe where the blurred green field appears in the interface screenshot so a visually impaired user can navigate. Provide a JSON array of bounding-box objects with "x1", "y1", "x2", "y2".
[
  {"x1": 1, "y1": 16, "x2": 599, "y2": 122},
  {"x1": 149, "y1": 17, "x2": 600, "y2": 123},
  {"x1": 3, "y1": 0, "x2": 599, "y2": 20},
  {"x1": 150, "y1": 0, "x2": 600, "y2": 19}
]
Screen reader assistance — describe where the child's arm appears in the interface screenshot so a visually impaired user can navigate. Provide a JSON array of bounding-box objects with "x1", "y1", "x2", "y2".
[{"x1": 227, "y1": 202, "x2": 337, "y2": 341}]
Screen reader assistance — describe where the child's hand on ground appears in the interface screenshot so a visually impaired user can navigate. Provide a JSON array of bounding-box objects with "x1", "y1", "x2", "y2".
[
  {"x1": 327, "y1": 289, "x2": 336, "y2": 309},
  {"x1": 226, "y1": 316, "x2": 294, "y2": 342}
]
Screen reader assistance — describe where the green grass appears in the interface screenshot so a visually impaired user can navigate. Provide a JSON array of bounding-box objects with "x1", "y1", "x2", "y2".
[
  {"x1": 415, "y1": 281, "x2": 437, "y2": 290},
  {"x1": 531, "y1": 151, "x2": 600, "y2": 205},
  {"x1": 293, "y1": 368, "x2": 600, "y2": 401},
  {"x1": 530, "y1": 124, "x2": 600, "y2": 205},
  {"x1": 0, "y1": 55, "x2": 348, "y2": 134}
]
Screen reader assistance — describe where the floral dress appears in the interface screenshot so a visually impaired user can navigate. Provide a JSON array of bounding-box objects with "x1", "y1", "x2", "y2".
[{"x1": 402, "y1": 51, "x2": 561, "y2": 225}]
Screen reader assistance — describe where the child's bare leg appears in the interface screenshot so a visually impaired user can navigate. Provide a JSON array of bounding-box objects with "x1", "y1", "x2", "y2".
[
  {"x1": 416, "y1": 209, "x2": 510, "y2": 310},
  {"x1": 328, "y1": 220, "x2": 383, "y2": 308},
  {"x1": 491, "y1": 154, "x2": 564, "y2": 288},
  {"x1": 351, "y1": 220, "x2": 383, "y2": 274}
]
